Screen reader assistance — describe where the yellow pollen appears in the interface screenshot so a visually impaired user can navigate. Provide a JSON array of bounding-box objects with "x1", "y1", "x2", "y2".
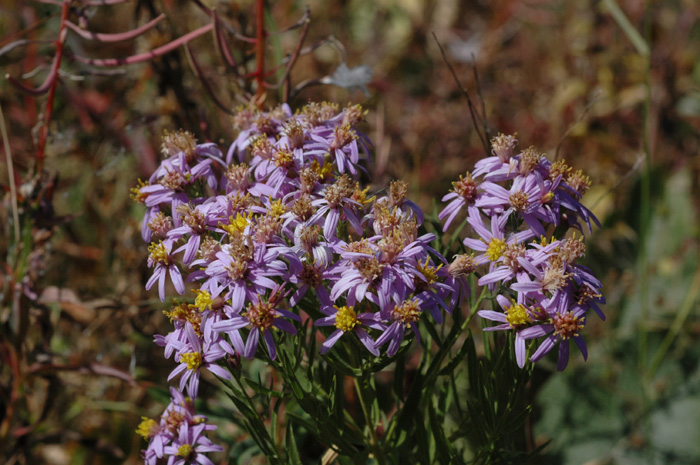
[
  {"x1": 267, "y1": 198, "x2": 287, "y2": 217},
  {"x1": 274, "y1": 149, "x2": 294, "y2": 168},
  {"x1": 180, "y1": 352, "x2": 203, "y2": 370},
  {"x1": 416, "y1": 257, "x2": 443, "y2": 284},
  {"x1": 220, "y1": 212, "x2": 251, "y2": 236},
  {"x1": 352, "y1": 183, "x2": 375, "y2": 207},
  {"x1": 485, "y1": 238, "x2": 507, "y2": 262},
  {"x1": 193, "y1": 289, "x2": 213, "y2": 312},
  {"x1": 506, "y1": 303, "x2": 531, "y2": 328},
  {"x1": 392, "y1": 300, "x2": 421, "y2": 326},
  {"x1": 311, "y1": 158, "x2": 334, "y2": 180},
  {"x1": 334, "y1": 306, "x2": 358, "y2": 332},
  {"x1": 130, "y1": 179, "x2": 149, "y2": 203},
  {"x1": 542, "y1": 191, "x2": 555, "y2": 203},
  {"x1": 136, "y1": 417, "x2": 158, "y2": 439},
  {"x1": 177, "y1": 444, "x2": 193, "y2": 458},
  {"x1": 148, "y1": 241, "x2": 170, "y2": 265}
]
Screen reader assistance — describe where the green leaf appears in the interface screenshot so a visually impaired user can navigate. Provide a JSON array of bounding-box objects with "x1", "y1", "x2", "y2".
[{"x1": 285, "y1": 424, "x2": 303, "y2": 465}]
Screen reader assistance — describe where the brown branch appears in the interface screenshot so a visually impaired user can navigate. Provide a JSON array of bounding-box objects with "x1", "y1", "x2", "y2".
[
  {"x1": 554, "y1": 91, "x2": 601, "y2": 160},
  {"x1": 36, "y1": 2, "x2": 71, "y2": 172},
  {"x1": 212, "y1": 11, "x2": 239, "y2": 73},
  {"x1": 431, "y1": 31, "x2": 490, "y2": 155},
  {"x1": 184, "y1": 43, "x2": 235, "y2": 115}
]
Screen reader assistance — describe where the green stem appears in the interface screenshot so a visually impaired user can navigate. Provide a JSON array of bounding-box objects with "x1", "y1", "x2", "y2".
[
  {"x1": 230, "y1": 374, "x2": 282, "y2": 464},
  {"x1": 645, "y1": 265, "x2": 700, "y2": 382},
  {"x1": 384, "y1": 286, "x2": 488, "y2": 444},
  {"x1": 354, "y1": 373, "x2": 388, "y2": 465}
]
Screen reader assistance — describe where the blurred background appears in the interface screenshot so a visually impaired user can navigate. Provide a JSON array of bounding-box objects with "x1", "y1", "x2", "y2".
[{"x1": 1, "y1": 0, "x2": 699, "y2": 463}]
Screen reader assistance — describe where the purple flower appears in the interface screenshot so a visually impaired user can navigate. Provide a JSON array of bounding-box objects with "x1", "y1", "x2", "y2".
[
  {"x1": 374, "y1": 296, "x2": 429, "y2": 357},
  {"x1": 520, "y1": 306, "x2": 588, "y2": 371},
  {"x1": 462, "y1": 212, "x2": 535, "y2": 267},
  {"x1": 477, "y1": 294, "x2": 531, "y2": 367},
  {"x1": 215, "y1": 287, "x2": 300, "y2": 361},
  {"x1": 476, "y1": 174, "x2": 549, "y2": 237},
  {"x1": 472, "y1": 133, "x2": 518, "y2": 180},
  {"x1": 315, "y1": 305, "x2": 383, "y2": 355},
  {"x1": 310, "y1": 175, "x2": 363, "y2": 241},
  {"x1": 139, "y1": 387, "x2": 217, "y2": 464},
  {"x1": 162, "y1": 422, "x2": 224, "y2": 465},
  {"x1": 146, "y1": 240, "x2": 185, "y2": 301},
  {"x1": 167, "y1": 321, "x2": 231, "y2": 398},
  {"x1": 439, "y1": 172, "x2": 480, "y2": 231},
  {"x1": 203, "y1": 239, "x2": 287, "y2": 314},
  {"x1": 307, "y1": 123, "x2": 361, "y2": 175}
]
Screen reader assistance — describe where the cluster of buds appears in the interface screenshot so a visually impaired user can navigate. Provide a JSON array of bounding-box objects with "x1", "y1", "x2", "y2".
[{"x1": 439, "y1": 134, "x2": 605, "y2": 371}]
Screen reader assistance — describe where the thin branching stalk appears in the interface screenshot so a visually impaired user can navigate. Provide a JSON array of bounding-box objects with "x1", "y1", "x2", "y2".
[
  {"x1": 64, "y1": 14, "x2": 165, "y2": 42},
  {"x1": 255, "y1": 0, "x2": 267, "y2": 105}
]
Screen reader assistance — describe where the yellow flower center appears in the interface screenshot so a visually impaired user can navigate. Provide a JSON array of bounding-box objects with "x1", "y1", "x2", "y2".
[
  {"x1": 177, "y1": 444, "x2": 193, "y2": 458},
  {"x1": 148, "y1": 241, "x2": 170, "y2": 265},
  {"x1": 220, "y1": 212, "x2": 252, "y2": 236},
  {"x1": 334, "y1": 306, "x2": 358, "y2": 332},
  {"x1": 416, "y1": 257, "x2": 443, "y2": 285},
  {"x1": 135, "y1": 417, "x2": 158, "y2": 439},
  {"x1": 352, "y1": 183, "x2": 375, "y2": 207},
  {"x1": 274, "y1": 149, "x2": 294, "y2": 168},
  {"x1": 244, "y1": 300, "x2": 276, "y2": 331},
  {"x1": 311, "y1": 158, "x2": 333, "y2": 180},
  {"x1": 267, "y1": 198, "x2": 287, "y2": 217},
  {"x1": 541, "y1": 190, "x2": 555, "y2": 203},
  {"x1": 180, "y1": 352, "x2": 203, "y2": 370},
  {"x1": 194, "y1": 289, "x2": 213, "y2": 312},
  {"x1": 485, "y1": 238, "x2": 507, "y2": 262},
  {"x1": 506, "y1": 303, "x2": 531, "y2": 328},
  {"x1": 552, "y1": 311, "x2": 585, "y2": 340}
]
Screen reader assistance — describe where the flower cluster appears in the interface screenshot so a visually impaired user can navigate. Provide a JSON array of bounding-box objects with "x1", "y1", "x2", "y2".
[
  {"x1": 136, "y1": 387, "x2": 223, "y2": 465},
  {"x1": 439, "y1": 134, "x2": 605, "y2": 371},
  {"x1": 135, "y1": 107, "x2": 606, "y2": 461},
  {"x1": 133, "y1": 103, "x2": 459, "y2": 461}
]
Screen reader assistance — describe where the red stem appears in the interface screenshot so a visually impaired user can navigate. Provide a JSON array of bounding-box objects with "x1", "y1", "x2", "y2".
[
  {"x1": 254, "y1": 0, "x2": 266, "y2": 105},
  {"x1": 36, "y1": 0, "x2": 70, "y2": 173},
  {"x1": 65, "y1": 14, "x2": 165, "y2": 43},
  {"x1": 72, "y1": 23, "x2": 214, "y2": 66}
]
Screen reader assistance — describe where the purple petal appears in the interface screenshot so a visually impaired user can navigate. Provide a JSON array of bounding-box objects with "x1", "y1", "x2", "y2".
[{"x1": 320, "y1": 329, "x2": 344, "y2": 354}]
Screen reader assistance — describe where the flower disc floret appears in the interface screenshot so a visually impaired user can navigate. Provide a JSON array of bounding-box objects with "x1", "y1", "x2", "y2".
[
  {"x1": 193, "y1": 290, "x2": 213, "y2": 312},
  {"x1": 453, "y1": 173, "x2": 478, "y2": 201},
  {"x1": 448, "y1": 254, "x2": 477, "y2": 277},
  {"x1": 508, "y1": 191, "x2": 530, "y2": 212},
  {"x1": 506, "y1": 302, "x2": 531, "y2": 328},
  {"x1": 136, "y1": 417, "x2": 158, "y2": 439},
  {"x1": 485, "y1": 237, "x2": 507, "y2": 262},
  {"x1": 149, "y1": 241, "x2": 171, "y2": 265},
  {"x1": 552, "y1": 311, "x2": 584, "y2": 340},
  {"x1": 244, "y1": 300, "x2": 276, "y2": 331},
  {"x1": 177, "y1": 444, "x2": 194, "y2": 459},
  {"x1": 180, "y1": 352, "x2": 203, "y2": 370},
  {"x1": 392, "y1": 300, "x2": 421, "y2": 326},
  {"x1": 334, "y1": 306, "x2": 358, "y2": 332},
  {"x1": 300, "y1": 263, "x2": 323, "y2": 288}
]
